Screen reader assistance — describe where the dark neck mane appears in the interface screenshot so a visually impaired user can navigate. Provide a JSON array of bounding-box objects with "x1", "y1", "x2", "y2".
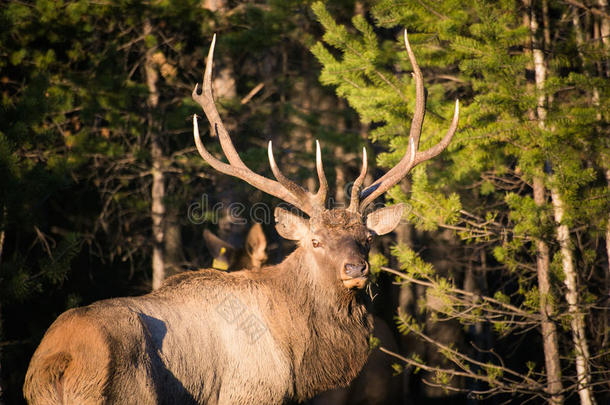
[{"x1": 259, "y1": 248, "x2": 373, "y2": 400}]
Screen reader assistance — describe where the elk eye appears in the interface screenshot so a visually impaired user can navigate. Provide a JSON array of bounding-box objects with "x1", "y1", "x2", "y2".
[
  {"x1": 312, "y1": 239, "x2": 321, "y2": 248},
  {"x1": 366, "y1": 234, "x2": 373, "y2": 243}
]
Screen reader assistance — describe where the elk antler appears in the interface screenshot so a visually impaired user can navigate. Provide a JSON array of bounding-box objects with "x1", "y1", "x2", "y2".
[
  {"x1": 347, "y1": 147, "x2": 367, "y2": 213},
  {"x1": 358, "y1": 30, "x2": 459, "y2": 211},
  {"x1": 192, "y1": 35, "x2": 328, "y2": 216}
]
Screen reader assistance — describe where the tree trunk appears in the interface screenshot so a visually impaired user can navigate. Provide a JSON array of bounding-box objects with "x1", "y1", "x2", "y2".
[
  {"x1": 533, "y1": 178, "x2": 564, "y2": 405},
  {"x1": 604, "y1": 170, "x2": 610, "y2": 350},
  {"x1": 577, "y1": 3, "x2": 610, "y2": 354},
  {"x1": 150, "y1": 135, "x2": 166, "y2": 291},
  {"x1": 144, "y1": 19, "x2": 166, "y2": 290},
  {"x1": 522, "y1": 2, "x2": 564, "y2": 402},
  {"x1": 464, "y1": 249, "x2": 492, "y2": 405},
  {"x1": 598, "y1": 0, "x2": 610, "y2": 291},
  {"x1": 164, "y1": 207, "x2": 184, "y2": 278},
  {"x1": 529, "y1": 3, "x2": 596, "y2": 402},
  {"x1": 597, "y1": 0, "x2": 610, "y2": 77},
  {"x1": 550, "y1": 190, "x2": 596, "y2": 405}
]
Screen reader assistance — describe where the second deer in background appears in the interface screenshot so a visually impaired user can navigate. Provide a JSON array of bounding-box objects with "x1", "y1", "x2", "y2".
[{"x1": 203, "y1": 223, "x2": 268, "y2": 271}]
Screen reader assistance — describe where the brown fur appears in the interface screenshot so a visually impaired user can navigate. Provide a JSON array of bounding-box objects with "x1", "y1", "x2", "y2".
[
  {"x1": 24, "y1": 311, "x2": 112, "y2": 405},
  {"x1": 23, "y1": 207, "x2": 396, "y2": 405},
  {"x1": 311, "y1": 315, "x2": 401, "y2": 405},
  {"x1": 311, "y1": 209, "x2": 363, "y2": 230}
]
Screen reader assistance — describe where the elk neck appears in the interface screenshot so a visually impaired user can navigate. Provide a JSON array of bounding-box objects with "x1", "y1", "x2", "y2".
[{"x1": 257, "y1": 246, "x2": 373, "y2": 399}]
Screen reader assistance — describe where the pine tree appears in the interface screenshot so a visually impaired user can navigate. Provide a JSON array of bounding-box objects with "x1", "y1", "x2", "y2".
[{"x1": 312, "y1": 0, "x2": 609, "y2": 402}]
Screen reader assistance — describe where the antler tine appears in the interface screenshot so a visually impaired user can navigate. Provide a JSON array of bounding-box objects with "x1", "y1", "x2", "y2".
[
  {"x1": 192, "y1": 34, "x2": 246, "y2": 169},
  {"x1": 347, "y1": 147, "x2": 367, "y2": 213},
  {"x1": 358, "y1": 30, "x2": 424, "y2": 209},
  {"x1": 314, "y1": 140, "x2": 328, "y2": 207},
  {"x1": 359, "y1": 29, "x2": 459, "y2": 211},
  {"x1": 267, "y1": 141, "x2": 314, "y2": 213},
  {"x1": 362, "y1": 29, "x2": 423, "y2": 189},
  {"x1": 412, "y1": 99, "x2": 459, "y2": 165},
  {"x1": 404, "y1": 29, "x2": 426, "y2": 152}
]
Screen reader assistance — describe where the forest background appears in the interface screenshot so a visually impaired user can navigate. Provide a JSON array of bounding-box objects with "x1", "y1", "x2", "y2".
[{"x1": 0, "y1": 0, "x2": 608, "y2": 404}]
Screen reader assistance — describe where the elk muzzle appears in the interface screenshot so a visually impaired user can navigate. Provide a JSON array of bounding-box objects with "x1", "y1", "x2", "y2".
[{"x1": 341, "y1": 262, "x2": 369, "y2": 289}]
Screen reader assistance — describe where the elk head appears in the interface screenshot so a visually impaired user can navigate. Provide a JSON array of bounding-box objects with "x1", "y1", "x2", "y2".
[
  {"x1": 203, "y1": 223, "x2": 268, "y2": 271},
  {"x1": 192, "y1": 31, "x2": 458, "y2": 291}
]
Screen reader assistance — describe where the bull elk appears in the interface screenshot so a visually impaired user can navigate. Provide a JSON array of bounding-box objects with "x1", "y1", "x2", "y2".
[{"x1": 23, "y1": 30, "x2": 458, "y2": 404}]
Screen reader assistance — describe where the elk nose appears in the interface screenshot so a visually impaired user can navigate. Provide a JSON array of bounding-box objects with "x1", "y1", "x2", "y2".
[{"x1": 344, "y1": 262, "x2": 369, "y2": 278}]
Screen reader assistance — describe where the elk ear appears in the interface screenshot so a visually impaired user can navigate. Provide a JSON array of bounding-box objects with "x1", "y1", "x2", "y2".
[
  {"x1": 203, "y1": 229, "x2": 236, "y2": 270},
  {"x1": 274, "y1": 207, "x2": 309, "y2": 241},
  {"x1": 245, "y1": 223, "x2": 267, "y2": 258},
  {"x1": 366, "y1": 203, "x2": 405, "y2": 235}
]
